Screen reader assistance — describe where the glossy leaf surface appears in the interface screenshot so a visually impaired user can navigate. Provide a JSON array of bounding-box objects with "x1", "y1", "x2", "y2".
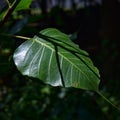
[{"x1": 13, "y1": 28, "x2": 100, "y2": 91}]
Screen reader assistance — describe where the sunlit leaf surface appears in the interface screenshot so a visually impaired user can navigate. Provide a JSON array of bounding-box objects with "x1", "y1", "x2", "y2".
[{"x1": 13, "y1": 28, "x2": 100, "y2": 91}]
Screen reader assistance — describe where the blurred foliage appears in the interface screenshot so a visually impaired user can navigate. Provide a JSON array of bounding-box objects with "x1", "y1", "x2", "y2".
[{"x1": 0, "y1": 0, "x2": 120, "y2": 120}]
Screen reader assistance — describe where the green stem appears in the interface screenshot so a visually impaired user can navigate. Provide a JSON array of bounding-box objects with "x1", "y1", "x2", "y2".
[
  {"x1": 0, "y1": 33, "x2": 31, "y2": 40},
  {"x1": 97, "y1": 91, "x2": 120, "y2": 111},
  {"x1": 0, "y1": 0, "x2": 21, "y2": 26}
]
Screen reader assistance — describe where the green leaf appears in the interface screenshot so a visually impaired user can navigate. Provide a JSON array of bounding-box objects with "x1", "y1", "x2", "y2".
[
  {"x1": 0, "y1": 10, "x2": 6, "y2": 21},
  {"x1": 13, "y1": 28, "x2": 100, "y2": 91},
  {"x1": 15, "y1": 0, "x2": 32, "y2": 11}
]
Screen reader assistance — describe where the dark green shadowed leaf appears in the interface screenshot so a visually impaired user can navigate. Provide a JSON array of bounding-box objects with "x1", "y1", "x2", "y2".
[
  {"x1": 15, "y1": 0, "x2": 32, "y2": 11},
  {"x1": 13, "y1": 28, "x2": 100, "y2": 91}
]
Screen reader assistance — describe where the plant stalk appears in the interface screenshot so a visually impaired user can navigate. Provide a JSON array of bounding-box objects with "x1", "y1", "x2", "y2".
[
  {"x1": 6, "y1": 0, "x2": 11, "y2": 8},
  {"x1": 97, "y1": 91, "x2": 120, "y2": 112},
  {"x1": 0, "y1": 0, "x2": 21, "y2": 26}
]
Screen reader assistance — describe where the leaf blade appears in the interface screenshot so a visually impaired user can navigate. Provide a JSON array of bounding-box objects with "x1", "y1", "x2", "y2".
[
  {"x1": 13, "y1": 28, "x2": 100, "y2": 91},
  {"x1": 15, "y1": 0, "x2": 32, "y2": 11}
]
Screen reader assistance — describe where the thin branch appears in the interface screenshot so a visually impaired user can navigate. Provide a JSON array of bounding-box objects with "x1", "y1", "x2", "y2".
[
  {"x1": 0, "y1": 33, "x2": 31, "y2": 40},
  {"x1": 6, "y1": 0, "x2": 11, "y2": 8},
  {"x1": 0, "y1": 0, "x2": 21, "y2": 26},
  {"x1": 97, "y1": 91, "x2": 120, "y2": 111}
]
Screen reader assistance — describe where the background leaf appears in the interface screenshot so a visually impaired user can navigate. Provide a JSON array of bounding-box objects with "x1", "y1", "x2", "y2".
[
  {"x1": 15, "y1": 0, "x2": 32, "y2": 11},
  {"x1": 13, "y1": 28, "x2": 100, "y2": 91}
]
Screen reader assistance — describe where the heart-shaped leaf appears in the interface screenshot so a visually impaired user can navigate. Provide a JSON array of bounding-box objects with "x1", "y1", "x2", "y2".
[{"x1": 13, "y1": 28, "x2": 100, "y2": 91}]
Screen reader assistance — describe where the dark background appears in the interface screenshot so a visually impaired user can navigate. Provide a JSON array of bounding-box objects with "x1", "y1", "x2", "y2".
[{"x1": 0, "y1": 0, "x2": 120, "y2": 119}]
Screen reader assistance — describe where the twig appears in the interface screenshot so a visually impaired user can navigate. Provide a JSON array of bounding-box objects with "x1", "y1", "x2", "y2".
[
  {"x1": 6, "y1": 0, "x2": 11, "y2": 8},
  {"x1": 0, "y1": 0, "x2": 21, "y2": 26}
]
